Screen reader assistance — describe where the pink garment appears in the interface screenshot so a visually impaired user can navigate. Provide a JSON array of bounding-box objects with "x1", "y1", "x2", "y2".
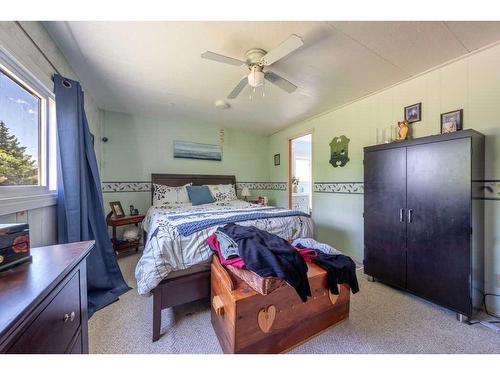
[
  {"x1": 295, "y1": 247, "x2": 317, "y2": 263},
  {"x1": 207, "y1": 234, "x2": 246, "y2": 268}
]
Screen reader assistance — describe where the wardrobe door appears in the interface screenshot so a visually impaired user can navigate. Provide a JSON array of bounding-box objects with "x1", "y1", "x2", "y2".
[
  {"x1": 364, "y1": 147, "x2": 407, "y2": 288},
  {"x1": 406, "y1": 138, "x2": 471, "y2": 315}
]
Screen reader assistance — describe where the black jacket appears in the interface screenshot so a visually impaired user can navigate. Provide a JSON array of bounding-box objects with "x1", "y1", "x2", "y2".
[
  {"x1": 311, "y1": 252, "x2": 360, "y2": 294},
  {"x1": 218, "y1": 223, "x2": 311, "y2": 302}
]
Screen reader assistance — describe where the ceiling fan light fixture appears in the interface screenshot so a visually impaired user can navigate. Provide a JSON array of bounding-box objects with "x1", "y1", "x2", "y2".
[{"x1": 247, "y1": 66, "x2": 264, "y2": 88}]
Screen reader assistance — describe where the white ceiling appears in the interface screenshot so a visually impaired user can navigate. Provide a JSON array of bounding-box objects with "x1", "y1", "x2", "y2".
[{"x1": 43, "y1": 21, "x2": 500, "y2": 135}]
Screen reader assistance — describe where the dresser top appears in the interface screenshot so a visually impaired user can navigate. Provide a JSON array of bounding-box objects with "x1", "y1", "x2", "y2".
[
  {"x1": 292, "y1": 193, "x2": 309, "y2": 197},
  {"x1": 0, "y1": 241, "x2": 93, "y2": 339}
]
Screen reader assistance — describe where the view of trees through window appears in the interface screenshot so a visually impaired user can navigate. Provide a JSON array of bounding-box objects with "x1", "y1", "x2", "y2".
[{"x1": 0, "y1": 69, "x2": 40, "y2": 186}]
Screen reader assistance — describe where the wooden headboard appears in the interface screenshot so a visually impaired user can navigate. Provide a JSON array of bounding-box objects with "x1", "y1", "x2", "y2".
[{"x1": 151, "y1": 173, "x2": 237, "y2": 204}]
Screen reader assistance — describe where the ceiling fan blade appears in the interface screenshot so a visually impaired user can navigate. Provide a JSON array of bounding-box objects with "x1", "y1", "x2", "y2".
[
  {"x1": 260, "y1": 34, "x2": 304, "y2": 66},
  {"x1": 227, "y1": 76, "x2": 248, "y2": 99},
  {"x1": 201, "y1": 51, "x2": 246, "y2": 66},
  {"x1": 264, "y1": 71, "x2": 297, "y2": 93}
]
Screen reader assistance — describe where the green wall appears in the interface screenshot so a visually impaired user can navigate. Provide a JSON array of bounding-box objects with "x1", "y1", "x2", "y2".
[
  {"x1": 268, "y1": 43, "x2": 500, "y2": 313},
  {"x1": 101, "y1": 110, "x2": 270, "y2": 214}
]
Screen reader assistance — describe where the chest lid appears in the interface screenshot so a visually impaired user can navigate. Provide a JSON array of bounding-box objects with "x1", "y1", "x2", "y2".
[{"x1": 0, "y1": 223, "x2": 29, "y2": 236}]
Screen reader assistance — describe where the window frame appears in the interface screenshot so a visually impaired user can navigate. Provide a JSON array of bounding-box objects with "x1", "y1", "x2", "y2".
[{"x1": 0, "y1": 46, "x2": 57, "y2": 213}]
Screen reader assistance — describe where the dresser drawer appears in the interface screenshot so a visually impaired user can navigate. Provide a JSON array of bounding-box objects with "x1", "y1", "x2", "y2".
[
  {"x1": 292, "y1": 195, "x2": 309, "y2": 213},
  {"x1": 8, "y1": 271, "x2": 81, "y2": 353}
]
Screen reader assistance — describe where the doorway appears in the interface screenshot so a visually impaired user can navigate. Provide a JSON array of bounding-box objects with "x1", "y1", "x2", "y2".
[{"x1": 288, "y1": 133, "x2": 312, "y2": 214}]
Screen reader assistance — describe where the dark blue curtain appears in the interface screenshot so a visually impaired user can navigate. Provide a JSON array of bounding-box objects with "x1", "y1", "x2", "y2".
[{"x1": 54, "y1": 74, "x2": 130, "y2": 317}]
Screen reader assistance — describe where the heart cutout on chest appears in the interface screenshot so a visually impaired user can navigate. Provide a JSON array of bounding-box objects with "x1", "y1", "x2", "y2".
[
  {"x1": 258, "y1": 305, "x2": 277, "y2": 333},
  {"x1": 329, "y1": 289, "x2": 340, "y2": 305}
]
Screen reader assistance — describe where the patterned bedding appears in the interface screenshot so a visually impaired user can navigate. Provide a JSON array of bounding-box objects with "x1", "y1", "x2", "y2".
[{"x1": 135, "y1": 200, "x2": 313, "y2": 295}]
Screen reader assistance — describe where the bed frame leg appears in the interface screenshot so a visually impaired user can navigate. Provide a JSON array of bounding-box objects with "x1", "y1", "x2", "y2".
[{"x1": 153, "y1": 289, "x2": 161, "y2": 342}]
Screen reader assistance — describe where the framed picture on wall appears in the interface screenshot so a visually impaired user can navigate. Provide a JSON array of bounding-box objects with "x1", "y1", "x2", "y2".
[
  {"x1": 274, "y1": 153, "x2": 280, "y2": 166},
  {"x1": 441, "y1": 109, "x2": 463, "y2": 134},
  {"x1": 404, "y1": 102, "x2": 422, "y2": 123},
  {"x1": 173, "y1": 141, "x2": 222, "y2": 161}
]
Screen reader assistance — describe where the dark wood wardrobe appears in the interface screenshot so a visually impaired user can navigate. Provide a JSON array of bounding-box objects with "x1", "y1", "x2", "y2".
[{"x1": 363, "y1": 130, "x2": 484, "y2": 319}]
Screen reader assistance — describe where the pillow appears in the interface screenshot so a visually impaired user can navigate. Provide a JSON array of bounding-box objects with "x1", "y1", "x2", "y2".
[
  {"x1": 153, "y1": 183, "x2": 191, "y2": 206},
  {"x1": 186, "y1": 185, "x2": 215, "y2": 206},
  {"x1": 206, "y1": 184, "x2": 237, "y2": 202}
]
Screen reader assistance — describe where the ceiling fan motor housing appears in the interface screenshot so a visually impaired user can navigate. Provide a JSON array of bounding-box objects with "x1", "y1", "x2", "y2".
[{"x1": 245, "y1": 48, "x2": 267, "y2": 65}]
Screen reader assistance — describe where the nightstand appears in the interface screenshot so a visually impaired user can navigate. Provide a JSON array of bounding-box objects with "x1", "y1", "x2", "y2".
[
  {"x1": 248, "y1": 198, "x2": 267, "y2": 206},
  {"x1": 106, "y1": 213, "x2": 145, "y2": 255}
]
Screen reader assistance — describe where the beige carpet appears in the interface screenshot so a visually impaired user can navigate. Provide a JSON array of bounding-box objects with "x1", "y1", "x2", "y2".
[{"x1": 89, "y1": 252, "x2": 500, "y2": 354}]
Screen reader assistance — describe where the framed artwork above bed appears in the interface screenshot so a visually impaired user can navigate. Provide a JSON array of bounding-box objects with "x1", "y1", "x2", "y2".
[{"x1": 173, "y1": 141, "x2": 222, "y2": 161}]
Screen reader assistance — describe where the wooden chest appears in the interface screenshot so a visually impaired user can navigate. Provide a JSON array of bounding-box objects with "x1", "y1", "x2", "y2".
[
  {"x1": 210, "y1": 256, "x2": 350, "y2": 354},
  {"x1": 0, "y1": 223, "x2": 30, "y2": 272}
]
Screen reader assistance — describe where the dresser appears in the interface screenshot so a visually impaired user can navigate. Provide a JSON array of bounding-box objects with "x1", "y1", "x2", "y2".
[
  {"x1": 364, "y1": 130, "x2": 484, "y2": 320},
  {"x1": 291, "y1": 193, "x2": 310, "y2": 213},
  {"x1": 0, "y1": 241, "x2": 94, "y2": 353}
]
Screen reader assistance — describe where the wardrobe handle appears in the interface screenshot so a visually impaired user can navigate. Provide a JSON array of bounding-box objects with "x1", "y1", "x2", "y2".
[
  {"x1": 407, "y1": 209, "x2": 413, "y2": 223},
  {"x1": 399, "y1": 209, "x2": 405, "y2": 222}
]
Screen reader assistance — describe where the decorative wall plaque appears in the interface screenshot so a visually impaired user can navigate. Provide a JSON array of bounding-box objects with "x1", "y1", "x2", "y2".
[{"x1": 329, "y1": 135, "x2": 350, "y2": 167}]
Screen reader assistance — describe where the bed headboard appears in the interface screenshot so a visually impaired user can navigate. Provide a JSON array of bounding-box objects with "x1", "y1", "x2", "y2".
[{"x1": 151, "y1": 173, "x2": 237, "y2": 204}]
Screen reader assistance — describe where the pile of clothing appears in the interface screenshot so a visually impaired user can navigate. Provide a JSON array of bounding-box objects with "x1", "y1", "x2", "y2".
[{"x1": 207, "y1": 223, "x2": 359, "y2": 302}]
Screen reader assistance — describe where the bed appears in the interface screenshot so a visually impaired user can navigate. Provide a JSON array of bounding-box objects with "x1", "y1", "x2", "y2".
[{"x1": 137, "y1": 174, "x2": 313, "y2": 342}]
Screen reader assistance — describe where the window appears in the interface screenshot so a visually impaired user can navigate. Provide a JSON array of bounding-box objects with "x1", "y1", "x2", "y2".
[
  {"x1": 0, "y1": 69, "x2": 41, "y2": 186},
  {"x1": 0, "y1": 47, "x2": 56, "y2": 207}
]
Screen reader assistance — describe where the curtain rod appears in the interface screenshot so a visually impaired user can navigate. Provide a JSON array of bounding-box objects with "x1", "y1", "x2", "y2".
[{"x1": 15, "y1": 21, "x2": 63, "y2": 78}]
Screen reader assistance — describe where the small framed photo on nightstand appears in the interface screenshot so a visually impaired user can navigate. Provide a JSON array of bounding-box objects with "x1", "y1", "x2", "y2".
[{"x1": 109, "y1": 201, "x2": 125, "y2": 218}]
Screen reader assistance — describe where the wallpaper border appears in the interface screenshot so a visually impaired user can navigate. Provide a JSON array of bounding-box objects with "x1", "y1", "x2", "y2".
[
  {"x1": 236, "y1": 182, "x2": 287, "y2": 191},
  {"x1": 101, "y1": 181, "x2": 288, "y2": 192},
  {"x1": 101, "y1": 181, "x2": 151, "y2": 193},
  {"x1": 313, "y1": 182, "x2": 364, "y2": 194},
  {"x1": 473, "y1": 180, "x2": 500, "y2": 200},
  {"x1": 101, "y1": 180, "x2": 500, "y2": 199}
]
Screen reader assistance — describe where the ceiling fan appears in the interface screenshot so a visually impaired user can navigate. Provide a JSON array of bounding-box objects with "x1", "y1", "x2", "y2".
[{"x1": 201, "y1": 34, "x2": 304, "y2": 99}]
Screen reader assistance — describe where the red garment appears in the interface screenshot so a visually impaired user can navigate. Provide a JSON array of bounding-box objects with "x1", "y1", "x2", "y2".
[
  {"x1": 207, "y1": 233, "x2": 246, "y2": 268},
  {"x1": 295, "y1": 247, "x2": 317, "y2": 263}
]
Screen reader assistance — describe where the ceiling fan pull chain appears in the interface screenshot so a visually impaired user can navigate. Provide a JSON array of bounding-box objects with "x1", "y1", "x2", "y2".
[{"x1": 249, "y1": 87, "x2": 256, "y2": 100}]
